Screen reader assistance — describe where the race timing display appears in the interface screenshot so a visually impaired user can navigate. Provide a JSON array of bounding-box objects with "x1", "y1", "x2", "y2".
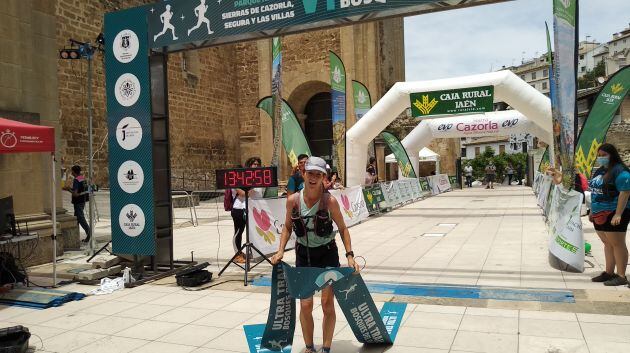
[{"x1": 216, "y1": 166, "x2": 278, "y2": 189}]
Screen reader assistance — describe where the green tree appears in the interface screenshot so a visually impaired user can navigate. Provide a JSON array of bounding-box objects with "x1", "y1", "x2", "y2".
[
  {"x1": 466, "y1": 147, "x2": 528, "y2": 183},
  {"x1": 578, "y1": 60, "x2": 605, "y2": 89}
]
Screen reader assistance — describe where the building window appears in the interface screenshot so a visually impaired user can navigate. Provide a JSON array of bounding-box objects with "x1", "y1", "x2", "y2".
[
  {"x1": 461, "y1": 148, "x2": 467, "y2": 158},
  {"x1": 581, "y1": 66, "x2": 586, "y2": 72},
  {"x1": 499, "y1": 145, "x2": 506, "y2": 154},
  {"x1": 531, "y1": 84, "x2": 536, "y2": 89},
  {"x1": 543, "y1": 69, "x2": 548, "y2": 77},
  {"x1": 531, "y1": 71, "x2": 537, "y2": 80},
  {"x1": 475, "y1": 147, "x2": 480, "y2": 156},
  {"x1": 579, "y1": 54, "x2": 584, "y2": 60},
  {"x1": 520, "y1": 75, "x2": 525, "y2": 80},
  {"x1": 542, "y1": 81, "x2": 548, "y2": 90}
]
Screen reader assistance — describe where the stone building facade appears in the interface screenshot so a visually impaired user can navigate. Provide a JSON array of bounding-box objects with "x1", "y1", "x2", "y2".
[
  {"x1": 0, "y1": 1, "x2": 59, "y2": 214},
  {"x1": 54, "y1": 1, "x2": 404, "y2": 190}
]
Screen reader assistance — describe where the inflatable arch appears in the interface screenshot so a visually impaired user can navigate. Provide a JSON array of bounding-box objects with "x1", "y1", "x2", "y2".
[
  {"x1": 346, "y1": 70, "x2": 552, "y2": 186},
  {"x1": 401, "y1": 110, "x2": 554, "y2": 176}
]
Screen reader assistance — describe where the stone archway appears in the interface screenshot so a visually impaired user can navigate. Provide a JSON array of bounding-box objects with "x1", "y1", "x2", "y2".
[{"x1": 304, "y1": 92, "x2": 333, "y2": 162}]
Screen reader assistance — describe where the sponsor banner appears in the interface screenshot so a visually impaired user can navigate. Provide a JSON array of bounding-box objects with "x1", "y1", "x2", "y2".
[
  {"x1": 352, "y1": 80, "x2": 372, "y2": 120},
  {"x1": 248, "y1": 188, "x2": 368, "y2": 255},
  {"x1": 147, "y1": 0, "x2": 459, "y2": 50},
  {"x1": 427, "y1": 113, "x2": 526, "y2": 138},
  {"x1": 380, "y1": 131, "x2": 416, "y2": 178},
  {"x1": 547, "y1": 185, "x2": 584, "y2": 272},
  {"x1": 410, "y1": 86, "x2": 494, "y2": 117},
  {"x1": 257, "y1": 97, "x2": 311, "y2": 167},
  {"x1": 260, "y1": 264, "x2": 295, "y2": 352},
  {"x1": 418, "y1": 177, "x2": 429, "y2": 192},
  {"x1": 260, "y1": 263, "x2": 406, "y2": 346},
  {"x1": 329, "y1": 186, "x2": 370, "y2": 227},
  {"x1": 381, "y1": 181, "x2": 402, "y2": 208},
  {"x1": 536, "y1": 175, "x2": 553, "y2": 210},
  {"x1": 552, "y1": 0, "x2": 578, "y2": 183},
  {"x1": 426, "y1": 174, "x2": 451, "y2": 195},
  {"x1": 362, "y1": 184, "x2": 385, "y2": 214},
  {"x1": 248, "y1": 197, "x2": 297, "y2": 256},
  {"x1": 0, "y1": 119, "x2": 55, "y2": 154},
  {"x1": 330, "y1": 51, "x2": 346, "y2": 183},
  {"x1": 352, "y1": 80, "x2": 377, "y2": 163},
  {"x1": 105, "y1": 7, "x2": 156, "y2": 255},
  {"x1": 574, "y1": 66, "x2": 629, "y2": 177}
]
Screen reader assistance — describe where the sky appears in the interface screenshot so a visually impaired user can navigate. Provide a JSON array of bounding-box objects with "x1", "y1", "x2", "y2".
[{"x1": 404, "y1": 0, "x2": 630, "y2": 81}]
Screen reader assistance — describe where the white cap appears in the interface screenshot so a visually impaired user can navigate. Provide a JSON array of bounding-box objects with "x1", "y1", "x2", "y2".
[{"x1": 305, "y1": 156, "x2": 327, "y2": 174}]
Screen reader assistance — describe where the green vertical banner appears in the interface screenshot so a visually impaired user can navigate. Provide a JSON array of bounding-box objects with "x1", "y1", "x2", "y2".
[
  {"x1": 352, "y1": 80, "x2": 371, "y2": 120},
  {"x1": 352, "y1": 80, "x2": 377, "y2": 167},
  {"x1": 380, "y1": 131, "x2": 417, "y2": 178},
  {"x1": 266, "y1": 37, "x2": 283, "y2": 198},
  {"x1": 105, "y1": 7, "x2": 156, "y2": 255},
  {"x1": 574, "y1": 67, "x2": 630, "y2": 176},
  {"x1": 552, "y1": 0, "x2": 578, "y2": 186},
  {"x1": 330, "y1": 51, "x2": 346, "y2": 184},
  {"x1": 257, "y1": 97, "x2": 311, "y2": 167},
  {"x1": 545, "y1": 21, "x2": 557, "y2": 167}
]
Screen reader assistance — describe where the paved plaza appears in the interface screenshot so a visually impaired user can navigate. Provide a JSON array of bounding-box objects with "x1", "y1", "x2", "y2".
[{"x1": 3, "y1": 185, "x2": 630, "y2": 353}]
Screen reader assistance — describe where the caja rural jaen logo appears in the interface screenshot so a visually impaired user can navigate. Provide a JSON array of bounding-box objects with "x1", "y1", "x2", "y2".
[
  {"x1": 611, "y1": 83, "x2": 624, "y2": 95},
  {"x1": 413, "y1": 95, "x2": 438, "y2": 115}
]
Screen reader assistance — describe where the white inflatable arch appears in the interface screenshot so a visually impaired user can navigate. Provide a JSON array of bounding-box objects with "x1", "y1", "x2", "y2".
[
  {"x1": 345, "y1": 70, "x2": 552, "y2": 186},
  {"x1": 401, "y1": 110, "x2": 554, "y2": 176}
]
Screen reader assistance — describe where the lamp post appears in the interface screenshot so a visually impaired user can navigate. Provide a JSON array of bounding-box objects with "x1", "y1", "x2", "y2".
[{"x1": 60, "y1": 37, "x2": 101, "y2": 255}]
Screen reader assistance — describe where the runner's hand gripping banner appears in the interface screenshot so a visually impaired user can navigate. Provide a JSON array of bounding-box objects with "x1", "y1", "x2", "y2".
[{"x1": 261, "y1": 263, "x2": 406, "y2": 351}]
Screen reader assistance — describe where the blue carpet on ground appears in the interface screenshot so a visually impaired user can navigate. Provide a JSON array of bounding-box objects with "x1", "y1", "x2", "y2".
[
  {"x1": 251, "y1": 277, "x2": 575, "y2": 303},
  {"x1": 0, "y1": 287, "x2": 86, "y2": 309}
]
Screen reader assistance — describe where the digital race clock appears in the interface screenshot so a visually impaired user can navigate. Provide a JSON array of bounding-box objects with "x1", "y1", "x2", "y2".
[{"x1": 215, "y1": 166, "x2": 278, "y2": 189}]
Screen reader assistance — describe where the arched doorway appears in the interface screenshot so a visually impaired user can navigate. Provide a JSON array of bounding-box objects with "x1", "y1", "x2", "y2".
[{"x1": 304, "y1": 92, "x2": 333, "y2": 163}]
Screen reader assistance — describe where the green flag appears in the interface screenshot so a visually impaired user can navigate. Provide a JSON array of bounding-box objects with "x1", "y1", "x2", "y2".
[
  {"x1": 574, "y1": 66, "x2": 630, "y2": 177},
  {"x1": 352, "y1": 80, "x2": 377, "y2": 173},
  {"x1": 330, "y1": 51, "x2": 346, "y2": 184},
  {"x1": 380, "y1": 131, "x2": 417, "y2": 178},
  {"x1": 257, "y1": 97, "x2": 311, "y2": 167},
  {"x1": 552, "y1": 0, "x2": 578, "y2": 187}
]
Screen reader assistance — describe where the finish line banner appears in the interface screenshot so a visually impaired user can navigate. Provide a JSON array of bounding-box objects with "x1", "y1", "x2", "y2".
[{"x1": 259, "y1": 263, "x2": 407, "y2": 351}]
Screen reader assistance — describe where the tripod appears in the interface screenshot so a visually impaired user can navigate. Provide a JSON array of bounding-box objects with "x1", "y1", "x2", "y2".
[{"x1": 218, "y1": 187, "x2": 272, "y2": 286}]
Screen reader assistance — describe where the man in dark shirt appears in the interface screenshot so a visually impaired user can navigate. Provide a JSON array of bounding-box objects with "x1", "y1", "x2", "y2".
[{"x1": 63, "y1": 165, "x2": 91, "y2": 243}]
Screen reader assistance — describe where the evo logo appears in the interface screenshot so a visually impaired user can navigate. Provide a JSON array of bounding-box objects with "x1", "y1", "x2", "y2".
[{"x1": 302, "y1": 0, "x2": 385, "y2": 14}]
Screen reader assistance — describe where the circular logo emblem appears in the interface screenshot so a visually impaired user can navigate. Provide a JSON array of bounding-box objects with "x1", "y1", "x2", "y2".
[
  {"x1": 114, "y1": 73, "x2": 141, "y2": 107},
  {"x1": 0, "y1": 129, "x2": 17, "y2": 149},
  {"x1": 117, "y1": 160, "x2": 144, "y2": 194},
  {"x1": 113, "y1": 30, "x2": 139, "y2": 63},
  {"x1": 116, "y1": 117, "x2": 142, "y2": 150},
  {"x1": 119, "y1": 204, "x2": 145, "y2": 237}
]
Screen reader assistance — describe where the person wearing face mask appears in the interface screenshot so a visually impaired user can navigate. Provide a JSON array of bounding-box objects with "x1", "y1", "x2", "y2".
[{"x1": 588, "y1": 143, "x2": 630, "y2": 286}]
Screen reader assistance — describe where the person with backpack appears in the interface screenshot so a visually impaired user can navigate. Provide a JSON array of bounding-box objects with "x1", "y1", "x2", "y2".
[
  {"x1": 270, "y1": 156, "x2": 360, "y2": 353},
  {"x1": 586, "y1": 144, "x2": 630, "y2": 286}
]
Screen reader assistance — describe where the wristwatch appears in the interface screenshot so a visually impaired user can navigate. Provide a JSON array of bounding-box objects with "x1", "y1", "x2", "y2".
[{"x1": 345, "y1": 251, "x2": 354, "y2": 258}]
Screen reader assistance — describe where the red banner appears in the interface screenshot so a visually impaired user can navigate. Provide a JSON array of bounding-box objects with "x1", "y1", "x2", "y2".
[{"x1": 0, "y1": 118, "x2": 55, "y2": 154}]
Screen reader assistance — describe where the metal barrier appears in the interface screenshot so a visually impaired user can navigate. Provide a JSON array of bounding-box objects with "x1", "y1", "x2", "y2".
[
  {"x1": 171, "y1": 190, "x2": 197, "y2": 227},
  {"x1": 190, "y1": 190, "x2": 231, "y2": 225}
]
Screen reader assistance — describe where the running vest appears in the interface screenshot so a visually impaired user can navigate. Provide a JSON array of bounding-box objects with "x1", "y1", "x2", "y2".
[{"x1": 291, "y1": 190, "x2": 334, "y2": 247}]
